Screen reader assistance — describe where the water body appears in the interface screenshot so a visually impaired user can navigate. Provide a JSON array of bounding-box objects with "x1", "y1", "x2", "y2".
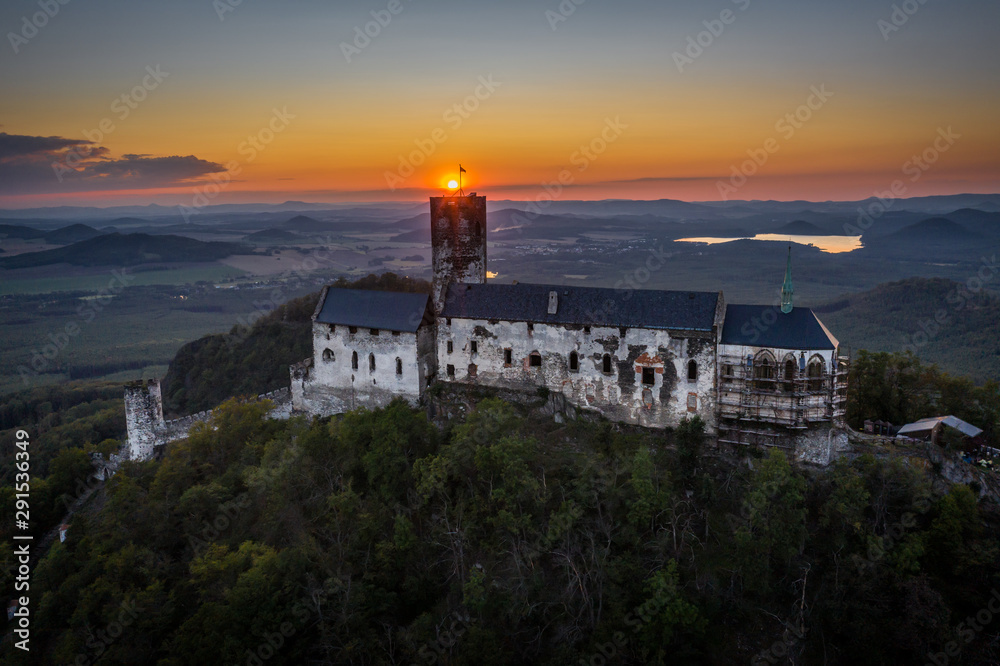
[{"x1": 676, "y1": 234, "x2": 862, "y2": 254}]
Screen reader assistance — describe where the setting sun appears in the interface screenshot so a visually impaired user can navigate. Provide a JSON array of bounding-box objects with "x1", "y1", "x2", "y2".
[{"x1": 448, "y1": 180, "x2": 459, "y2": 189}]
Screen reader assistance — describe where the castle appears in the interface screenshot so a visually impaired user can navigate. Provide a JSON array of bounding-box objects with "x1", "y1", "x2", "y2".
[{"x1": 126, "y1": 193, "x2": 849, "y2": 463}]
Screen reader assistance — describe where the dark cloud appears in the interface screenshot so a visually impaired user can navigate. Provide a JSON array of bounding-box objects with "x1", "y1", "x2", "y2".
[
  {"x1": 0, "y1": 131, "x2": 225, "y2": 195},
  {"x1": 0, "y1": 132, "x2": 97, "y2": 161}
]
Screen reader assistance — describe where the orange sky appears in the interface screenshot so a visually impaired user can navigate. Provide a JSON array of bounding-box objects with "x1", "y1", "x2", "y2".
[{"x1": 1, "y1": 1, "x2": 998, "y2": 207}]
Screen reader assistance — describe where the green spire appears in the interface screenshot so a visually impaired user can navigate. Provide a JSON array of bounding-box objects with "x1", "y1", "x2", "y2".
[{"x1": 780, "y1": 245, "x2": 794, "y2": 314}]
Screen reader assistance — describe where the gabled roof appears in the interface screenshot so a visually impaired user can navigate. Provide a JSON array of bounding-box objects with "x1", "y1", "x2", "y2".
[
  {"x1": 440, "y1": 282, "x2": 720, "y2": 331},
  {"x1": 720, "y1": 304, "x2": 838, "y2": 350},
  {"x1": 314, "y1": 287, "x2": 431, "y2": 332},
  {"x1": 897, "y1": 415, "x2": 983, "y2": 439}
]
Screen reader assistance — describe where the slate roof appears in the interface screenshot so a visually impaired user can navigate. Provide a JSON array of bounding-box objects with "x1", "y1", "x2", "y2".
[
  {"x1": 314, "y1": 288, "x2": 430, "y2": 332},
  {"x1": 720, "y1": 304, "x2": 838, "y2": 350},
  {"x1": 440, "y1": 283, "x2": 719, "y2": 331},
  {"x1": 897, "y1": 415, "x2": 983, "y2": 439}
]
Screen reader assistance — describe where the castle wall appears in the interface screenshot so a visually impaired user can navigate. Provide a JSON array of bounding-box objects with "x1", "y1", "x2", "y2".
[
  {"x1": 125, "y1": 383, "x2": 291, "y2": 462},
  {"x1": 437, "y1": 318, "x2": 717, "y2": 430},
  {"x1": 293, "y1": 321, "x2": 431, "y2": 417},
  {"x1": 124, "y1": 379, "x2": 164, "y2": 461},
  {"x1": 430, "y1": 195, "x2": 487, "y2": 314}
]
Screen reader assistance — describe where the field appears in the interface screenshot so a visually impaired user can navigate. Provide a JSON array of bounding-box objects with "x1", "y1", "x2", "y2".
[{"x1": 0, "y1": 263, "x2": 247, "y2": 295}]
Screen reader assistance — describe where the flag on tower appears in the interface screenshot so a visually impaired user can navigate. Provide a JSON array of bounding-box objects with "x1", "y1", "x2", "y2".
[{"x1": 459, "y1": 165, "x2": 466, "y2": 173}]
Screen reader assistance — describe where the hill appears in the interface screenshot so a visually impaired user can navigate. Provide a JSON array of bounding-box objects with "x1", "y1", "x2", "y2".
[
  {"x1": 42, "y1": 223, "x2": 106, "y2": 244},
  {"x1": 816, "y1": 277, "x2": 1000, "y2": 383},
  {"x1": 281, "y1": 215, "x2": 334, "y2": 232},
  {"x1": 0, "y1": 224, "x2": 46, "y2": 240},
  {"x1": 0, "y1": 232, "x2": 251, "y2": 269},
  {"x1": 879, "y1": 217, "x2": 981, "y2": 244},
  {"x1": 244, "y1": 228, "x2": 301, "y2": 243},
  {"x1": 771, "y1": 219, "x2": 827, "y2": 235}
]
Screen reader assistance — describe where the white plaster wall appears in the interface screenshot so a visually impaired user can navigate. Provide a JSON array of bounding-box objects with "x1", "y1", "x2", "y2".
[
  {"x1": 437, "y1": 318, "x2": 716, "y2": 430},
  {"x1": 300, "y1": 322, "x2": 431, "y2": 414}
]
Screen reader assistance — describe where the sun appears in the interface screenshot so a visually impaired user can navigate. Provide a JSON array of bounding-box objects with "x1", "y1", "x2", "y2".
[{"x1": 447, "y1": 179, "x2": 459, "y2": 189}]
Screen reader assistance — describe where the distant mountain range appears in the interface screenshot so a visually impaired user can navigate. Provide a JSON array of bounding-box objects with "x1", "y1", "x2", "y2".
[
  {"x1": 0, "y1": 222, "x2": 107, "y2": 244},
  {"x1": 0, "y1": 233, "x2": 253, "y2": 269},
  {"x1": 2, "y1": 193, "x2": 998, "y2": 221}
]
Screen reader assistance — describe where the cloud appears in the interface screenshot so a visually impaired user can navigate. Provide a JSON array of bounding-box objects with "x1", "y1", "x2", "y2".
[{"x1": 0, "y1": 131, "x2": 226, "y2": 195}]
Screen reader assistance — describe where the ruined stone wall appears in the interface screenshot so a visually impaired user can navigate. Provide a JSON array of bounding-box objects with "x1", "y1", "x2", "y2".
[
  {"x1": 437, "y1": 318, "x2": 717, "y2": 430},
  {"x1": 125, "y1": 383, "x2": 291, "y2": 461},
  {"x1": 430, "y1": 195, "x2": 487, "y2": 314}
]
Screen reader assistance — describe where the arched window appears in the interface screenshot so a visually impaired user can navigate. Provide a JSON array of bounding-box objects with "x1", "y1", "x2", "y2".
[
  {"x1": 369, "y1": 354, "x2": 376, "y2": 372},
  {"x1": 753, "y1": 353, "x2": 775, "y2": 390},
  {"x1": 602, "y1": 354, "x2": 612, "y2": 374},
  {"x1": 783, "y1": 358, "x2": 796, "y2": 392},
  {"x1": 569, "y1": 351, "x2": 579, "y2": 372},
  {"x1": 529, "y1": 351, "x2": 542, "y2": 367},
  {"x1": 807, "y1": 357, "x2": 825, "y2": 392},
  {"x1": 322, "y1": 349, "x2": 335, "y2": 363},
  {"x1": 351, "y1": 351, "x2": 358, "y2": 370},
  {"x1": 395, "y1": 358, "x2": 402, "y2": 376},
  {"x1": 687, "y1": 359, "x2": 698, "y2": 382},
  {"x1": 468, "y1": 363, "x2": 477, "y2": 378}
]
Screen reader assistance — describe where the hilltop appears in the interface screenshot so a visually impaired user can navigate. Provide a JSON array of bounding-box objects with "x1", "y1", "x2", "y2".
[
  {"x1": 817, "y1": 277, "x2": 1000, "y2": 382},
  {"x1": 0, "y1": 232, "x2": 253, "y2": 269}
]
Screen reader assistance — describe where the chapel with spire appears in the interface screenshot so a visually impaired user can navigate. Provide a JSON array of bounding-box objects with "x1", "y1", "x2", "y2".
[{"x1": 715, "y1": 246, "x2": 848, "y2": 449}]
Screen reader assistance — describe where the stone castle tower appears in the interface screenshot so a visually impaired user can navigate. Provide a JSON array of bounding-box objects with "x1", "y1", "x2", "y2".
[
  {"x1": 123, "y1": 379, "x2": 165, "y2": 461},
  {"x1": 430, "y1": 193, "x2": 487, "y2": 314}
]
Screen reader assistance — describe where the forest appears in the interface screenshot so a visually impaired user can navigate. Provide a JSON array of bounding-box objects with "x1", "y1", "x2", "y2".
[{"x1": 3, "y1": 396, "x2": 999, "y2": 664}]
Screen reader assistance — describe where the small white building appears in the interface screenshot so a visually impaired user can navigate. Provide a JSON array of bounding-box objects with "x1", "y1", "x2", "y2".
[{"x1": 291, "y1": 287, "x2": 436, "y2": 416}]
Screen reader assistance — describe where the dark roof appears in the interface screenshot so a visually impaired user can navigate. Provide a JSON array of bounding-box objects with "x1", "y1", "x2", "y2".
[
  {"x1": 720, "y1": 304, "x2": 838, "y2": 350},
  {"x1": 315, "y1": 288, "x2": 430, "y2": 332},
  {"x1": 440, "y1": 282, "x2": 719, "y2": 331}
]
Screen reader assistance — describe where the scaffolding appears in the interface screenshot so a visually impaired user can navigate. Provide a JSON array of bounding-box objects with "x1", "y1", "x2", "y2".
[{"x1": 717, "y1": 353, "x2": 849, "y2": 448}]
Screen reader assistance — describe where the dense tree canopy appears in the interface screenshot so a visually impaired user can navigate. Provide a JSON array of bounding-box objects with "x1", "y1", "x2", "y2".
[{"x1": 6, "y1": 398, "x2": 1000, "y2": 665}]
